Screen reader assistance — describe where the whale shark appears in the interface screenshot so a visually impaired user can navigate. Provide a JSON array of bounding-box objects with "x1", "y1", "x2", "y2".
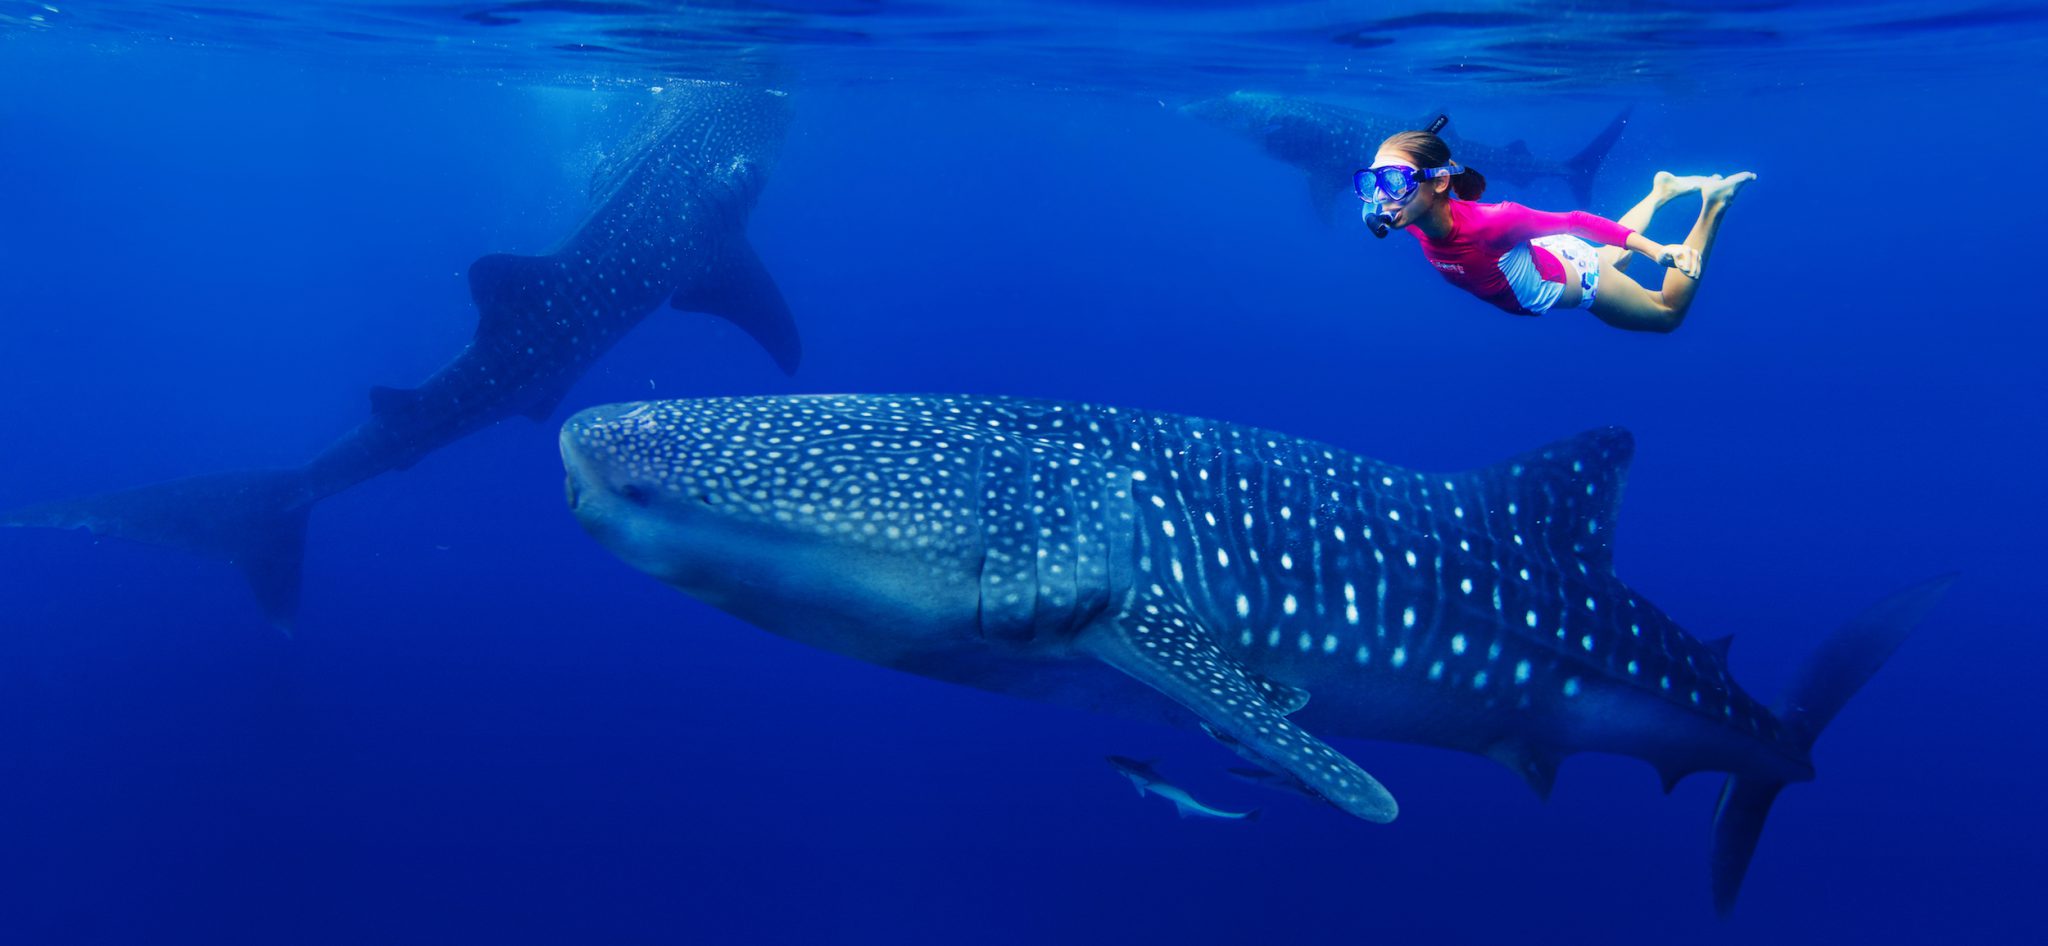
[
  {"x1": 1182, "y1": 91, "x2": 1628, "y2": 218},
  {"x1": 1106, "y1": 756, "x2": 1259, "y2": 821},
  {"x1": 561, "y1": 393, "x2": 1952, "y2": 913},
  {"x1": 1, "y1": 81, "x2": 801, "y2": 629}
]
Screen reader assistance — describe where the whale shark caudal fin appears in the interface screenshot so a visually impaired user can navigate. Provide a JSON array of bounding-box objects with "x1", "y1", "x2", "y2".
[
  {"x1": 0, "y1": 469, "x2": 314, "y2": 630},
  {"x1": 1565, "y1": 107, "x2": 1631, "y2": 206},
  {"x1": 1076, "y1": 598, "x2": 1398, "y2": 823},
  {"x1": 1709, "y1": 573, "x2": 1957, "y2": 915},
  {"x1": 669, "y1": 237, "x2": 801, "y2": 375}
]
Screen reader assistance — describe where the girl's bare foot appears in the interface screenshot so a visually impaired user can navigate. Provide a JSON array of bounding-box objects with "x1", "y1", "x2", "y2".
[
  {"x1": 1701, "y1": 171, "x2": 1756, "y2": 209},
  {"x1": 1653, "y1": 171, "x2": 1718, "y2": 201}
]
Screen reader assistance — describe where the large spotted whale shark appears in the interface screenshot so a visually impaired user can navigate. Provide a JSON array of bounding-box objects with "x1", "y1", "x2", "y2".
[
  {"x1": 562, "y1": 394, "x2": 1951, "y2": 913},
  {"x1": 1, "y1": 82, "x2": 799, "y2": 628},
  {"x1": 1182, "y1": 91, "x2": 1629, "y2": 218}
]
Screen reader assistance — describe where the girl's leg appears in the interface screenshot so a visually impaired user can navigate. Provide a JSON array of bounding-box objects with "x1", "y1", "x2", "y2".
[
  {"x1": 1600, "y1": 172, "x2": 1712, "y2": 274},
  {"x1": 1589, "y1": 171, "x2": 1754, "y2": 333}
]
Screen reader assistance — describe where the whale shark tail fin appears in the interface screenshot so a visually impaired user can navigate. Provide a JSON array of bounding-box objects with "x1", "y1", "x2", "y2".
[
  {"x1": 671, "y1": 236, "x2": 801, "y2": 375},
  {"x1": 0, "y1": 469, "x2": 315, "y2": 631},
  {"x1": 1708, "y1": 573, "x2": 1956, "y2": 915},
  {"x1": 1565, "y1": 106, "x2": 1631, "y2": 206}
]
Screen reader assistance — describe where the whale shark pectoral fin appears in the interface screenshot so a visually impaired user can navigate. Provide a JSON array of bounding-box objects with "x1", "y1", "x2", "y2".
[
  {"x1": 1306, "y1": 173, "x2": 1349, "y2": 226},
  {"x1": 1076, "y1": 607, "x2": 1398, "y2": 824},
  {"x1": 671, "y1": 237, "x2": 801, "y2": 375},
  {"x1": 1486, "y1": 740, "x2": 1562, "y2": 799}
]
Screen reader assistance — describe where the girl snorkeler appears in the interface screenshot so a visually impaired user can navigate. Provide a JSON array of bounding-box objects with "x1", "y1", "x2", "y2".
[{"x1": 1359, "y1": 123, "x2": 1753, "y2": 332}]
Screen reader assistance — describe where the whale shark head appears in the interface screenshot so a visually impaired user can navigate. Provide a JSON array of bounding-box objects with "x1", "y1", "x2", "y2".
[{"x1": 561, "y1": 397, "x2": 998, "y2": 666}]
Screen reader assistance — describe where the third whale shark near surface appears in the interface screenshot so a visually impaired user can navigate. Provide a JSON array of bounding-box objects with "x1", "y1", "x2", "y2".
[
  {"x1": 561, "y1": 394, "x2": 1952, "y2": 914},
  {"x1": 1182, "y1": 91, "x2": 1628, "y2": 218},
  {"x1": 1, "y1": 81, "x2": 800, "y2": 628}
]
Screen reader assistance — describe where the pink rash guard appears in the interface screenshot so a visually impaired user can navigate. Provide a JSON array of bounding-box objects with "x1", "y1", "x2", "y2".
[{"x1": 1408, "y1": 200, "x2": 1635, "y2": 315}]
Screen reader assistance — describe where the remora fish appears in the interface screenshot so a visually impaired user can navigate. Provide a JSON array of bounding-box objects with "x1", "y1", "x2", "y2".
[
  {"x1": 1, "y1": 82, "x2": 800, "y2": 628},
  {"x1": 560, "y1": 394, "x2": 1950, "y2": 913},
  {"x1": 1182, "y1": 91, "x2": 1628, "y2": 217},
  {"x1": 1106, "y1": 756, "x2": 1259, "y2": 821}
]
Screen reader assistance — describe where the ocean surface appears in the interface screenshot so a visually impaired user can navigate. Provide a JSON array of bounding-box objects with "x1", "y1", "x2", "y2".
[{"x1": 2, "y1": 3, "x2": 2044, "y2": 944}]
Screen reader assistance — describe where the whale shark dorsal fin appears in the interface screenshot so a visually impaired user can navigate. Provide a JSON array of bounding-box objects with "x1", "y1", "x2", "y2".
[
  {"x1": 1506, "y1": 139, "x2": 1531, "y2": 156},
  {"x1": 466, "y1": 252, "x2": 559, "y2": 345},
  {"x1": 1077, "y1": 601, "x2": 1397, "y2": 824},
  {"x1": 1707, "y1": 634, "x2": 1734, "y2": 659},
  {"x1": 670, "y1": 236, "x2": 801, "y2": 375},
  {"x1": 1466, "y1": 426, "x2": 1634, "y2": 574}
]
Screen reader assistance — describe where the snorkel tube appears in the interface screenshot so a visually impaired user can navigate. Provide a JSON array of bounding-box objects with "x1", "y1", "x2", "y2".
[
  {"x1": 1362, "y1": 202, "x2": 1396, "y2": 238},
  {"x1": 1362, "y1": 114, "x2": 1450, "y2": 239}
]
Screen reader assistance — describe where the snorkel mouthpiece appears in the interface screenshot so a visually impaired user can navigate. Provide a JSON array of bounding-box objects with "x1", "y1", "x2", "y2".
[{"x1": 1362, "y1": 200, "x2": 1394, "y2": 238}]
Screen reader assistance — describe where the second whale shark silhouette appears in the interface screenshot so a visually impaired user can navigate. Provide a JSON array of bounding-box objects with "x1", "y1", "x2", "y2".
[
  {"x1": 2, "y1": 81, "x2": 801, "y2": 629},
  {"x1": 1183, "y1": 91, "x2": 1628, "y2": 219}
]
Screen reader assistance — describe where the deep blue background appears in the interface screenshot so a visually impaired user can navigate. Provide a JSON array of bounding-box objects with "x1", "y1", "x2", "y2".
[{"x1": 3, "y1": 27, "x2": 2044, "y2": 946}]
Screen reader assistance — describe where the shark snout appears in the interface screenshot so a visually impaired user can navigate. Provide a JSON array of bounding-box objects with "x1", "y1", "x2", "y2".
[{"x1": 560, "y1": 402, "x2": 673, "y2": 517}]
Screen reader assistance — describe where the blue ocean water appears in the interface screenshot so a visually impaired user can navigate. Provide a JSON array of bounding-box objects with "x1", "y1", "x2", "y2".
[{"x1": 2, "y1": 3, "x2": 2044, "y2": 943}]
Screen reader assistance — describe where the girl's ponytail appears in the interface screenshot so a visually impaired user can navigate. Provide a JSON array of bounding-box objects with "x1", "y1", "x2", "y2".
[{"x1": 1451, "y1": 167, "x2": 1487, "y2": 201}]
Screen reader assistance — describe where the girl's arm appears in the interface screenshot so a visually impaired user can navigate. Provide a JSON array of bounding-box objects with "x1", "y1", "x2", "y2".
[
  {"x1": 1496, "y1": 203, "x2": 1703, "y2": 277},
  {"x1": 1621, "y1": 231, "x2": 1702, "y2": 279}
]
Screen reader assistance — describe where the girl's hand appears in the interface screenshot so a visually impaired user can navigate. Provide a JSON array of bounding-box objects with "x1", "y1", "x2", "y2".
[{"x1": 1658, "y1": 244, "x2": 1702, "y2": 279}]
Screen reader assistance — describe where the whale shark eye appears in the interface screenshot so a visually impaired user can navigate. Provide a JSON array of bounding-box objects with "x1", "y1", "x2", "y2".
[{"x1": 619, "y1": 483, "x2": 654, "y2": 507}]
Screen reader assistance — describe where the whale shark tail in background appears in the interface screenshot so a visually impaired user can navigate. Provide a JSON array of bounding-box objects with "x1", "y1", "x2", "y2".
[
  {"x1": 1564, "y1": 107, "x2": 1631, "y2": 206},
  {"x1": 0, "y1": 470, "x2": 315, "y2": 630},
  {"x1": 2, "y1": 81, "x2": 800, "y2": 631},
  {"x1": 1708, "y1": 573, "x2": 1957, "y2": 915}
]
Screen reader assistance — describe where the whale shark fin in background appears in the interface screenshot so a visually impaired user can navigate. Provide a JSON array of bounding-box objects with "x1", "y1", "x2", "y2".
[
  {"x1": 1565, "y1": 106, "x2": 1631, "y2": 206},
  {"x1": 0, "y1": 469, "x2": 312, "y2": 631},
  {"x1": 670, "y1": 236, "x2": 801, "y2": 375},
  {"x1": 1463, "y1": 426, "x2": 1634, "y2": 575},
  {"x1": 1486, "y1": 739, "x2": 1562, "y2": 799},
  {"x1": 465, "y1": 251, "x2": 559, "y2": 347},
  {"x1": 1077, "y1": 599, "x2": 1398, "y2": 824},
  {"x1": 1306, "y1": 172, "x2": 1350, "y2": 226}
]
